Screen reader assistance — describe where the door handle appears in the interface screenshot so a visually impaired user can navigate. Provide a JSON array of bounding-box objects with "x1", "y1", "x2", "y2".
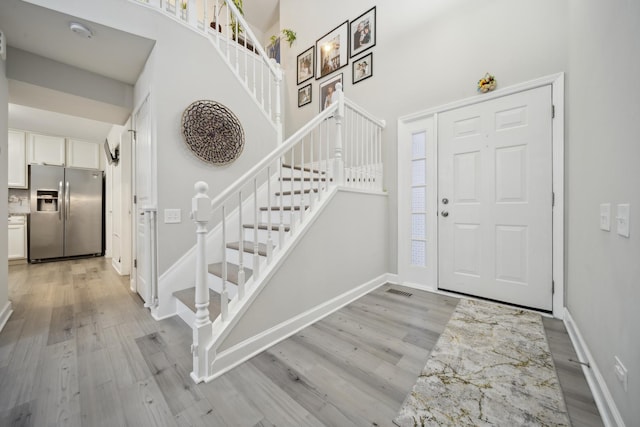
[
  {"x1": 65, "y1": 181, "x2": 70, "y2": 220},
  {"x1": 58, "y1": 181, "x2": 63, "y2": 220},
  {"x1": 441, "y1": 210, "x2": 449, "y2": 217}
]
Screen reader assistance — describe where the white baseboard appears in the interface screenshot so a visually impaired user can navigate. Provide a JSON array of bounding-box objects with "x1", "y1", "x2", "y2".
[
  {"x1": 0, "y1": 301, "x2": 13, "y2": 333},
  {"x1": 204, "y1": 273, "x2": 392, "y2": 382},
  {"x1": 563, "y1": 308, "x2": 625, "y2": 427}
]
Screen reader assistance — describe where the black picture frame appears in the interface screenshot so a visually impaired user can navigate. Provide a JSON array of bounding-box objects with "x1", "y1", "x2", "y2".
[
  {"x1": 350, "y1": 6, "x2": 376, "y2": 58},
  {"x1": 352, "y1": 52, "x2": 373, "y2": 84},
  {"x1": 298, "y1": 84, "x2": 312, "y2": 108},
  {"x1": 319, "y1": 73, "x2": 343, "y2": 112},
  {"x1": 315, "y1": 21, "x2": 349, "y2": 80},
  {"x1": 297, "y1": 46, "x2": 314, "y2": 85}
]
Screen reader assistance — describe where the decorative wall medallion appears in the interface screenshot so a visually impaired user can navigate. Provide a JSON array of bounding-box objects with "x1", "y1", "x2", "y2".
[{"x1": 181, "y1": 100, "x2": 245, "y2": 165}]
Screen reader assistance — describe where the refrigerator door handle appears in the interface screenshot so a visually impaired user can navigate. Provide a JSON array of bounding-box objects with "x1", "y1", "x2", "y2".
[
  {"x1": 58, "y1": 180, "x2": 63, "y2": 220},
  {"x1": 65, "y1": 181, "x2": 70, "y2": 220}
]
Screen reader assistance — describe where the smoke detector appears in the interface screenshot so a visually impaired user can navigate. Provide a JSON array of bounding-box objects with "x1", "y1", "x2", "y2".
[{"x1": 69, "y1": 22, "x2": 93, "y2": 39}]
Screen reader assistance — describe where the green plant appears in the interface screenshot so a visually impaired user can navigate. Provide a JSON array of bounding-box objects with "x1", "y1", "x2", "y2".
[
  {"x1": 211, "y1": 0, "x2": 244, "y2": 36},
  {"x1": 181, "y1": 1, "x2": 187, "y2": 10},
  {"x1": 270, "y1": 28, "x2": 297, "y2": 47}
]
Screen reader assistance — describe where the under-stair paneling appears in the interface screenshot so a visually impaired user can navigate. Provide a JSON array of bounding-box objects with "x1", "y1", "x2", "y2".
[{"x1": 218, "y1": 190, "x2": 389, "y2": 352}]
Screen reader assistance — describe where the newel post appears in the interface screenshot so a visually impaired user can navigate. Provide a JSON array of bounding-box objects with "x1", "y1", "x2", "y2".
[
  {"x1": 333, "y1": 83, "x2": 345, "y2": 185},
  {"x1": 190, "y1": 181, "x2": 212, "y2": 382}
]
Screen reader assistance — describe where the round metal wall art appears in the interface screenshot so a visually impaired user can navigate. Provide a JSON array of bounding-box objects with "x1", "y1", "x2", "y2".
[{"x1": 181, "y1": 100, "x2": 245, "y2": 165}]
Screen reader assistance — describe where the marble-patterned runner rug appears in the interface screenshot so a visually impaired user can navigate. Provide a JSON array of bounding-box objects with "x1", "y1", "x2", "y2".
[{"x1": 393, "y1": 299, "x2": 570, "y2": 427}]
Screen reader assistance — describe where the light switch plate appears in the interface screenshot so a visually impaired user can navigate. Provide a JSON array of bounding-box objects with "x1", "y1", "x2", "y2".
[
  {"x1": 164, "y1": 208, "x2": 182, "y2": 224},
  {"x1": 616, "y1": 204, "x2": 630, "y2": 237},
  {"x1": 600, "y1": 203, "x2": 611, "y2": 231}
]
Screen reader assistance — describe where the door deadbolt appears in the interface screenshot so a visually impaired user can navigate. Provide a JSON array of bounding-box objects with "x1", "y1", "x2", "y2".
[{"x1": 442, "y1": 198, "x2": 449, "y2": 205}]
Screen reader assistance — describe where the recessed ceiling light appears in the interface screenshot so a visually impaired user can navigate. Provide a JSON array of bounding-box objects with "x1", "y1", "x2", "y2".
[{"x1": 69, "y1": 22, "x2": 93, "y2": 39}]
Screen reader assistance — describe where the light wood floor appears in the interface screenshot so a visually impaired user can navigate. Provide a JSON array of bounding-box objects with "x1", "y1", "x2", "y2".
[{"x1": 0, "y1": 258, "x2": 602, "y2": 426}]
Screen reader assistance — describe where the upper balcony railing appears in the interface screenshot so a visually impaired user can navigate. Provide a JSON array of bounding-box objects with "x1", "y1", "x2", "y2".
[{"x1": 133, "y1": 0, "x2": 283, "y2": 140}]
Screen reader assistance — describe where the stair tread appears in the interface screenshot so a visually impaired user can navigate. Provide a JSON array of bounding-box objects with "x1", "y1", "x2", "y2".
[
  {"x1": 226, "y1": 241, "x2": 268, "y2": 256},
  {"x1": 279, "y1": 177, "x2": 327, "y2": 182},
  {"x1": 281, "y1": 164, "x2": 326, "y2": 174},
  {"x1": 243, "y1": 223, "x2": 291, "y2": 231},
  {"x1": 174, "y1": 287, "x2": 224, "y2": 319},
  {"x1": 259, "y1": 205, "x2": 308, "y2": 211},
  {"x1": 208, "y1": 262, "x2": 253, "y2": 284},
  {"x1": 274, "y1": 188, "x2": 319, "y2": 196}
]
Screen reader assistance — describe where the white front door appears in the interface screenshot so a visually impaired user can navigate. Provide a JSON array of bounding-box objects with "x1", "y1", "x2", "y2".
[
  {"x1": 133, "y1": 97, "x2": 154, "y2": 303},
  {"x1": 438, "y1": 85, "x2": 553, "y2": 310}
]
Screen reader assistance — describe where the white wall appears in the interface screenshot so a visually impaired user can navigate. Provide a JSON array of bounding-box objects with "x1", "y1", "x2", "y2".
[
  {"x1": 566, "y1": 0, "x2": 640, "y2": 424},
  {"x1": 0, "y1": 53, "x2": 10, "y2": 328},
  {"x1": 219, "y1": 190, "x2": 389, "y2": 351},
  {"x1": 28, "y1": 0, "x2": 279, "y2": 275},
  {"x1": 148, "y1": 24, "x2": 278, "y2": 274},
  {"x1": 280, "y1": 0, "x2": 569, "y2": 272}
]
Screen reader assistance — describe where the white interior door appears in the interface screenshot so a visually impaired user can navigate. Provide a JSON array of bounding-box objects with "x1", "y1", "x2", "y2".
[
  {"x1": 438, "y1": 85, "x2": 553, "y2": 311},
  {"x1": 133, "y1": 97, "x2": 154, "y2": 302}
]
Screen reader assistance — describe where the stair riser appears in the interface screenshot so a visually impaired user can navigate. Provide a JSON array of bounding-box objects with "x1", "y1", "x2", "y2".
[
  {"x1": 225, "y1": 247, "x2": 267, "y2": 266},
  {"x1": 207, "y1": 274, "x2": 238, "y2": 297},
  {"x1": 259, "y1": 210, "x2": 301, "y2": 224},
  {"x1": 280, "y1": 168, "x2": 325, "y2": 178},
  {"x1": 278, "y1": 180, "x2": 325, "y2": 192},
  {"x1": 243, "y1": 227, "x2": 285, "y2": 245},
  {"x1": 273, "y1": 193, "x2": 316, "y2": 206}
]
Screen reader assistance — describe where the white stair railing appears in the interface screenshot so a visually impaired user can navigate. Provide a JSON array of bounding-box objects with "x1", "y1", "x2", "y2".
[
  {"x1": 189, "y1": 85, "x2": 385, "y2": 381},
  {"x1": 132, "y1": 0, "x2": 283, "y2": 139}
]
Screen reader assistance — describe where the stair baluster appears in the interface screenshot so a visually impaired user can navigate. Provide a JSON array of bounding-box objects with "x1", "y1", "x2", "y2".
[
  {"x1": 266, "y1": 166, "x2": 274, "y2": 262},
  {"x1": 220, "y1": 205, "x2": 229, "y2": 320},
  {"x1": 237, "y1": 192, "x2": 245, "y2": 299},
  {"x1": 253, "y1": 178, "x2": 260, "y2": 277}
]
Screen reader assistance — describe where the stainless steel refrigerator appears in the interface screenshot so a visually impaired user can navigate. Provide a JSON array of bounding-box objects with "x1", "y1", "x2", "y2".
[{"x1": 29, "y1": 165, "x2": 104, "y2": 262}]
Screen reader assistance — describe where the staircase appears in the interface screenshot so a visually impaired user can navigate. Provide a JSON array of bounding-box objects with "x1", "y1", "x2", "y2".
[
  {"x1": 176, "y1": 85, "x2": 386, "y2": 383},
  {"x1": 173, "y1": 164, "x2": 327, "y2": 325},
  {"x1": 130, "y1": 0, "x2": 386, "y2": 384}
]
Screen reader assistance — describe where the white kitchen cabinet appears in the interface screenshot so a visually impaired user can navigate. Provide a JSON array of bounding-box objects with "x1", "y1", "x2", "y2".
[
  {"x1": 67, "y1": 139, "x2": 101, "y2": 170},
  {"x1": 8, "y1": 217, "x2": 27, "y2": 260},
  {"x1": 28, "y1": 133, "x2": 66, "y2": 166},
  {"x1": 8, "y1": 130, "x2": 27, "y2": 188}
]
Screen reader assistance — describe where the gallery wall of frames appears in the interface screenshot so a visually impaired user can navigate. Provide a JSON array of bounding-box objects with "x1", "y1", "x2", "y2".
[{"x1": 296, "y1": 6, "x2": 376, "y2": 110}]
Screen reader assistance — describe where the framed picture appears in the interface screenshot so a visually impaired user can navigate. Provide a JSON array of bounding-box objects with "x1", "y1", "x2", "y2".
[
  {"x1": 297, "y1": 46, "x2": 314, "y2": 85},
  {"x1": 319, "y1": 73, "x2": 343, "y2": 112},
  {"x1": 352, "y1": 53, "x2": 373, "y2": 84},
  {"x1": 315, "y1": 21, "x2": 349, "y2": 80},
  {"x1": 298, "y1": 84, "x2": 312, "y2": 107},
  {"x1": 350, "y1": 6, "x2": 376, "y2": 58}
]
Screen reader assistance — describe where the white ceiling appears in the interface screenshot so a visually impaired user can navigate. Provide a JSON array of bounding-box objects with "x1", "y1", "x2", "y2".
[
  {"x1": 0, "y1": 0, "x2": 155, "y2": 84},
  {"x1": 9, "y1": 104, "x2": 116, "y2": 143},
  {"x1": 0, "y1": 0, "x2": 277, "y2": 141},
  {"x1": 244, "y1": 0, "x2": 280, "y2": 36}
]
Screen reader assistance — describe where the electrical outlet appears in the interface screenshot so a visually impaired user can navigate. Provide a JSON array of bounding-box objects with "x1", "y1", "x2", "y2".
[{"x1": 614, "y1": 356, "x2": 628, "y2": 392}]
